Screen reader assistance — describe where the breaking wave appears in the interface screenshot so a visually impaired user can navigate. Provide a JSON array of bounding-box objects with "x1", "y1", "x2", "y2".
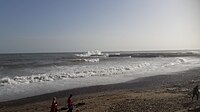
[
  {"x1": 0, "y1": 57, "x2": 199, "y2": 87},
  {"x1": 75, "y1": 50, "x2": 108, "y2": 57},
  {"x1": 73, "y1": 58, "x2": 100, "y2": 63},
  {"x1": 0, "y1": 62, "x2": 151, "y2": 86}
]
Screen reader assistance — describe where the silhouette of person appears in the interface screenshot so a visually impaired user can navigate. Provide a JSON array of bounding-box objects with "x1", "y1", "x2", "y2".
[
  {"x1": 192, "y1": 85, "x2": 199, "y2": 101},
  {"x1": 67, "y1": 94, "x2": 73, "y2": 112},
  {"x1": 50, "y1": 97, "x2": 58, "y2": 112}
]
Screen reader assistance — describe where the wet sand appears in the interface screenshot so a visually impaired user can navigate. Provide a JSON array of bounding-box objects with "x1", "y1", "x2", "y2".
[{"x1": 1, "y1": 67, "x2": 200, "y2": 112}]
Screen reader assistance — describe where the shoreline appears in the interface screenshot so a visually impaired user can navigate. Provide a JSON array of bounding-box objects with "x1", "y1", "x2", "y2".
[
  {"x1": 1, "y1": 67, "x2": 200, "y2": 108},
  {"x1": 1, "y1": 54, "x2": 200, "y2": 103}
]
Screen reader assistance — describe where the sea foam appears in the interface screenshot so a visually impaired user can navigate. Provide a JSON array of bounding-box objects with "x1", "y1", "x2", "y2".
[
  {"x1": 1, "y1": 56, "x2": 200, "y2": 102},
  {"x1": 75, "y1": 50, "x2": 108, "y2": 57},
  {"x1": 1, "y1": 57, "x2": 199, "y2": 87}
]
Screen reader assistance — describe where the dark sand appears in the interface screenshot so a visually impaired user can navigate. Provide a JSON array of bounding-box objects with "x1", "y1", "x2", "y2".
[{"x1": 1, "y1": 67, "x2": 200, "y2": 112}]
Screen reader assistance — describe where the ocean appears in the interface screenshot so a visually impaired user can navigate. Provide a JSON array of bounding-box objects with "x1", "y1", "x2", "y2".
[{"x1": 0, "y1": 50, "x2": 200, "y2": 102}]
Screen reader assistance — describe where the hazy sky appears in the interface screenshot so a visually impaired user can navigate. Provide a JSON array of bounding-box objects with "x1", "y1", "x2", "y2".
[{"x1": 0, "y1": 0, "x2": 199, "y2": 53}]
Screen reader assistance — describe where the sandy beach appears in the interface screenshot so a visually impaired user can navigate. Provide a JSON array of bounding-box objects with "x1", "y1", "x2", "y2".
[{"x1": 1, "y1": 67, "x2": 200, "y2": 112}]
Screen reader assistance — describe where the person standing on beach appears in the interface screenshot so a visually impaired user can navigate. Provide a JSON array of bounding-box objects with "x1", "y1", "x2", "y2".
[
  {"x1": 67, "y1": 94, "x2": 73, "y2": 112},
  {"x1": 50, "y1": 97, "x2": 58, "y2": 112},
  {"x1": 192, "y1": 85, "x2": 199, "y2": 101}
]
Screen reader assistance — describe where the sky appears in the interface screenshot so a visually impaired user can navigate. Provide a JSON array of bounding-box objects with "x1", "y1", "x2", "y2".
[{"x1": 0, "y1": 0, "x2": 199, "y2": 53}]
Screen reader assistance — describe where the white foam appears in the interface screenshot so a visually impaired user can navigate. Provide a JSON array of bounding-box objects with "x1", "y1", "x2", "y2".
[
  {"x1": 0, "y1": 62, "x2": 147, "y2": 86},
  {"x1": 1, "y1": 57, "x2": 200, "y2": 101},
  {"x1": 84, "y1": 58, "x2": 99, "y2": 62},
  {"x1": 73, "y1": 58, "x2": 100, "y2": 63},
  {"x1": 1, "y1": 57, "x2": 199, "y2": 87},
  {"x1": 75, "y1": 50, "x2": 107, "y2": 57}
]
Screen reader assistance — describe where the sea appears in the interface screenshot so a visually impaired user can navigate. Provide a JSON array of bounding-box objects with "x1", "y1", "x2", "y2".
[{"x1": 0, "y1": 50, "x2": 200, "y2": 102}]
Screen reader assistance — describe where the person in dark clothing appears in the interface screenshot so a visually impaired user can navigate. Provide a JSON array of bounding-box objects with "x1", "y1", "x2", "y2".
[
  {"x1": 67, "y1": 94, "x2": 73, "y2": 112},
  {"x1": 192, "y1": 85, "x2": 199, "y2": 101},
  {"x1": 50, "y1": 97, "x2": 57, "y2": 112}
]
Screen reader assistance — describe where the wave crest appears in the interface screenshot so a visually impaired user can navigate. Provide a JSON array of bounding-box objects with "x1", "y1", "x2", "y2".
[
  {"x1": 0, "y1": 62, "x2": 152, "y2": 86},
  {"x1": 73, "y1": 58, "x2": 100, "y2": 63},
  {"x1": 75, "y1": 50, "x2": 107, "y2": 57}
]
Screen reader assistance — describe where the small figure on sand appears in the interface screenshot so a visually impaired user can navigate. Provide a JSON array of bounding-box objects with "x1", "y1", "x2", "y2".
[
  {"x1": 67, "y1": 94, "x2": 74, "y2": 112},
  {"x1": 50, "y1": 97, "x2": 58, "y2": 112},
  {"x1": 192, "y1": 85, "x2": 199, "y2": 101}
]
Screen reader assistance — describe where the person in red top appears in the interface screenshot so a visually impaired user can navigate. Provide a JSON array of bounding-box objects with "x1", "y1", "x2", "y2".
[
  {"x1": 50, "y1": 97, "x2": 57, "y2": 112},
  {"x1": 67, "y1": 94, "x2": 73, "y2": 112}
]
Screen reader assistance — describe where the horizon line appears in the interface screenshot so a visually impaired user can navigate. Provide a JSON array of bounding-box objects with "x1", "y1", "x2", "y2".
[{"x1": 0, "y1": 49, "x2": 199, "y2": 55}]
